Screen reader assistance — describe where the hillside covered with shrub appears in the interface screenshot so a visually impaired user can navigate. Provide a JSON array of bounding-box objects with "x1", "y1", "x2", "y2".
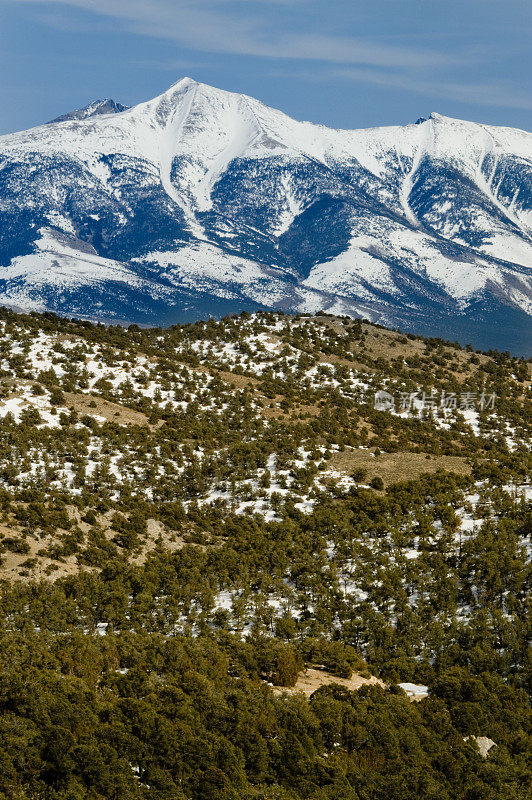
[{"x1": 0, "y1": 308, "x2": 530, "y2": 799}]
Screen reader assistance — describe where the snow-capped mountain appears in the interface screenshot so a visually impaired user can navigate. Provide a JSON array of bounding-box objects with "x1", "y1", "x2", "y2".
[
  {"x1": 48, "y1": 99, "x2": 130, "y2": 124},
  {"x1": 1, "y1": 77, "x2": 531, "y2": 351}
]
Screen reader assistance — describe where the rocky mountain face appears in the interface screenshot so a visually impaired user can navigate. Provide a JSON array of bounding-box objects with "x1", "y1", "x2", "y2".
[
  {"x1": 48, "y1": 99, "x2": 130, "y2": 124},
  {"x1": 0, "y1": 77, "x2": 531, "y2": 352}
]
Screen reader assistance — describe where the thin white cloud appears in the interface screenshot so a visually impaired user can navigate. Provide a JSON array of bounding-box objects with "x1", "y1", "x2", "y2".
[
  {"x1": 7, "y1": 0, "x2": 465, "y2": 68},
  {"x1": 331, "y1": 67, "x2": 532, "y2": 112},
  {"x1": 7, "y1": 0, "x2": 530, "y2": 120}
]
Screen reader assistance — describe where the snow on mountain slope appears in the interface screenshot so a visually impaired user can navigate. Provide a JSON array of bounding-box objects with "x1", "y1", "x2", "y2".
[
  {"x1": 48, "y1": 99, "x2": 130, "y2": 124},
  {"x1": 2, "y1": 227, "x2": 141, "y2": 288},
  {"x1": 0, "y1": 78, "x2": 531, "y2": 351}
]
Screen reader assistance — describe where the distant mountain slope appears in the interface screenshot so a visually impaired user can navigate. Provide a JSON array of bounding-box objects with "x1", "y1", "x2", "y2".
[
  {"x1": 48, "y1": 99, "x2": 129, "y2": 123},
  {"x1": 0, "y1": 77, "x2": 531, "y2": 352}
]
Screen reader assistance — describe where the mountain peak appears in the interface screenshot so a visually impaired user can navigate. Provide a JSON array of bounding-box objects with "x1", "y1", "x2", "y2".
[
  {"x1": 415, "y1": 113, "x2": 446, "y2": 125},
  {"x1": 1, "y1": 79, "x2": 531, "y2": 354},
  {"x1": 48, "y1": 99, "x2": 129, "y2": 124},
  {"x1": 169, "y1": 76, "x2": 197, "y2": 89}
]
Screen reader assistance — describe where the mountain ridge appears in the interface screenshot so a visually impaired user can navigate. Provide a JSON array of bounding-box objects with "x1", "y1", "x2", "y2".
[
  {"x1": 0, "y1": 77, "x2": 531, "y2": 353},
  {"x1": 47, "y1": 98, "x2": 130, "y2": 124}
]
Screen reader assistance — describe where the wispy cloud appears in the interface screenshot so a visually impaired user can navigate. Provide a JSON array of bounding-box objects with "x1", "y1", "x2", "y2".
[
  {"x1": 7, "y1": 0, "x2": 467, "y2": 68},
  {"x1": 5, "y1": 0, "x2": 530, "y2": 125},
  {"x1": 331, "y1": 67, "x2": 532, "y2": 112}
]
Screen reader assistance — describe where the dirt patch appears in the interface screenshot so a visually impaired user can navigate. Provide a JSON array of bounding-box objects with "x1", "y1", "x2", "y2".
[
  {"x1": 329, "y1": 448, "x2": 470, "y2": 485},
  {"x1": 312, "y1": 317, "x2": 351, "y2": 336},
  {"x1": 0, "y1": 523, "x2": 82, "y2": 581},
  {"x1": 216, "y1": 370, "x2": 258, "y2": 389},
  {"x1": 272, "y1": 667, "x2": 385, "y2": 698},
  {"x1": 192, "y1": 364, "x2": 260, "y2": 389},
  {"x1": 357, "y1": 324, "x2": 497, "y2": 380},
  {"x1": 0, "y1": 514, "x2": 192, "y2": 582},
  {"x1": 318, "y1": 353, "x2": 371, "y2": 372},
  {"x1": 131, "y1": 518, "x2": 186, "y2": 565},
  {"x1": 64, "y1": 392, "x2": 149, "y2": 426}
]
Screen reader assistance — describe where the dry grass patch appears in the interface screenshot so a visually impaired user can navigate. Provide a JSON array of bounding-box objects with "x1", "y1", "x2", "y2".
[
  {"x1": 0, "y1": 523, "x2": 81, "y2": 582},
  {"x1": 272, "y1": 667, "x2": 385, "y2": 698},
  {"x1": 0, "y1": 515, "x2": 189, "y2": 581},
  {"x1": 64, "y1": 392, "x2": 149, "y2": 426},
  {"x1": 217, "y1": 370, "x2": 258, "y2": 389},
  {"x1": 131, "y1": 518, "x2": 186, "y2": 565},
  {"x1": 330, "y1": 448, "x2": 470, "y2": 486},
  {"x1": 356, "y1": 324, "x2": 487, "y2": 379},
  {"x1": 194, "y1": 365, "x2": 259, "y2": 389},
  {"x1": 318, "y1": 353, "x2": 371, "y2": 371}
]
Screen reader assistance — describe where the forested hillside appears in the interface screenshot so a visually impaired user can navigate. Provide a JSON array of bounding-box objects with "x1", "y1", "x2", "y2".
[{"x1": 0, "y1": 308, "x2": 530, "y2": 799}]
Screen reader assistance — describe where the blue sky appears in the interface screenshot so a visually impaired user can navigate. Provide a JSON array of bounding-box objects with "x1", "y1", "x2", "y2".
[{"x1": 1, "y1": 0, "x2": 531, "y2": 135}]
